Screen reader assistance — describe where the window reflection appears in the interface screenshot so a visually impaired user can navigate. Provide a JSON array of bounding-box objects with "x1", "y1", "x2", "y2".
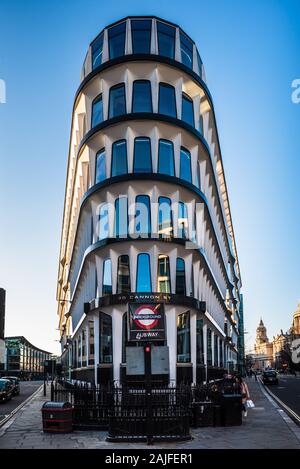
[
  {"x1": 157, "y1": 21, "x2": 175, "y2": 59},
  {"x1": 182, "y1": 93, "x2": 194, "y2": 127},
  {"x1": 100, "y1": 313, "x2": 113, "y2": 363},
  {"x1": 117, "y1": 255, "x2": 131, "y2": 293},
  {"x1": 92, "y1": 33, "x2": 104, "y2": 70},
  {"x1": 133, "y1": 137, "x2": 152, "y2": 172},
  {"x1": 109, "y1": 84, "x2": 126, "y2": 118},
  {"x1": 180, "y1": 147, "x2": 192, "y2": 183},
  {"x1": 196, "y1": 318, "x2": 204, "y2": 364},
  {"x1": 132, "y1": 80, "x2": 152, "y2": 113},
  {"x1": 135, "y1": 195, "x2": 151, "y2": 236},
  {"x1": 111, "y1": 140, "x2": 127, "y2": 177},
  {"x1": 108, "y1": 22, "x2": 126, "y2": 59},
  {"x1": 178, "y1": 202, "x2": 188, "y2": 239},
  {"x1": 157, "y1": 254, "x2": 171, "y2": 293},
  {"x1": 91, "y1": 95, "x2": 103, "y2": 128},
  {"x1": 175, "y1": 258, "x2": 186, "y2": 295},
  {"x1": 158, "y1": 83, "x2": 177, "y2": 118},
  {"x1": 131, "y1": 19, "x2": 152, "y2": 54},
  {"x1": 207, "y1": 328, "x2": 212, "y2": 366},
  {"x1": 95, "y1": 149, "x2": 106, "y2": 184},
  {"x1": 136, "y1": 253, "x2": 152, "y2": 292},
  {"x1": 158, "y1": 196, "x2": 173, "y2": 237},
  {"x1": 99, "y1": 203, "x2": 109, "y2": 240},
  {"x1": 158, "y1": 139, "x2": 175, "y2": 176},
  {"x1": 115, "y1": 196, "x2": 128, "y2": 238},
  {"x1": 177, "y1": 312, "x2": 191, "y2": 362},
  {"x1": 102, "y1": 259, "x2": 112, "y2": 295},
  {"x1": 180, "y1": 32, "x2": 193, "y2": 68}
]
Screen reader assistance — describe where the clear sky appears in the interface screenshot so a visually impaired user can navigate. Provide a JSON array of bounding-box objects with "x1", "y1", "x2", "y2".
[{"x1": 0, "y1": 0, "x2": 300, "y2": 354}]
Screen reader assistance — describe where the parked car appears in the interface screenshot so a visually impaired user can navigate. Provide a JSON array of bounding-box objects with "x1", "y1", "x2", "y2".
[
  {"x1": 262, "y1": 370, "x2": 278, "y2": 385},
  {"x1": 1, "y1": 376, "x2": 20, "y2": 396},
  {"x1": 0, "y1": 379, "x2": 14, "y2": 402}
]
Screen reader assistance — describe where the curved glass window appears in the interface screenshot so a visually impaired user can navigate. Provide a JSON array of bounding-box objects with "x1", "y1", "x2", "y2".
[
  {"x1": 92, "y1": 33, "x2": 104, "y2": 70},
  {"x1": 108, "y1": 22, "x2": 126, "y2": 59},
  {"x1": 131, "y1": 19, "x2": 152, "y2": 54},
  {"x1": 115, "y1": 196, "x2": 128, "y2": 238},
  {"x1": 133, "y1": 137, "x2": 152, "y2": 172},
  {"x1": 135, "y1": 195, "x2": 151, "y2": 236},
  {"x1": 196, "y1": 50, "x2": 203, "y2": 79},
  {"x1": 99, "y1": 203, "x2": 109, "y2": 240},
  {"x1": 219, "y1": 339, "x2": 224, "y2": 368},
  {"x1": 178, "y1": 202, "x2": 188, "y2": 239},
  {"x1": 175, "y1": 258, "x2": 186, "y2": 295},
  {"x1": 157, "y1": 21, "x2": 175, "y2": 59},
  {"x1": 158, "y1": 83, "x2": 176, "y2": 118},
  {"x1": 95, "y1": 149, "x2": 106, "y2": 184},
  {"x1": 100, "y1": 313, "x2": 113, "y2": 364},
  {"x1": 117, "y1": 255, "x2": 131, "y2": 294},
  {"x1": 88, "y1": 321, "x2": 95, "y2": 366},
  {"x1": 158, "y1": 139, "x2": 175, "y2": 176},
  {"x1": 214, "y1": 335, "x2": 218, "y2": 367},
  {"x1": 102, "y1": 259, "x2": 112, "y2": 295},
  {"x1": 132, "y1": 80, "x2": 152, "y2": 113},
  {"x1": 182, "y1": 93, "x2": 194, "y2": 127},
  {"x1": 91, "y1": 95, "x2": 103, "y2": 128},
  {"x1": 157, "y1": 255, "x2": 171, "y2": 293},
  {"x1": 136, "y1": 253, "x2": 152, "y2": 292},
  {"x1": 111, "y1": 140, "x2": 127, "y2": 177},
  {"x1": 196, "y1": 317, "x2": 204, "y2": 365},
  {"x1": 180, "y1": 147, "x2": 192, "y2": 183},
  {"x1": 158, "y1": 196, "x2": 173, "y2": 237},
  {"x1": 177, "y1": 312, "x2": 191, "y2": 362},
  {"x1": 122, "y1": 313, "x2": 128, "y2": 363},
  {"x1": 207, "y1": 328, "x2": 212, "y2": 366},
  {"x1": 109, "y1": 84, "x2": 126, "y2": 118},
  {"x1": 180, "y1": 31, "x2": 193, "y2": 69}
]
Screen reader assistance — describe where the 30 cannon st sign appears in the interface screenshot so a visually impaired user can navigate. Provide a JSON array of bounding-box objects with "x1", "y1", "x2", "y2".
[{"x1": 128, "y1": 303, "x2": 165, "y2": 341}]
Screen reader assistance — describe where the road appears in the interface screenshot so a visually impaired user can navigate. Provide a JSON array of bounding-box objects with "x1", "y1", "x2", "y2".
[
  {"x1": 0, "y1": 381, "x2": 43, "y2": 423},
  {"x1": 262, "y1": 374, "x2": 300, "y2": 422}
]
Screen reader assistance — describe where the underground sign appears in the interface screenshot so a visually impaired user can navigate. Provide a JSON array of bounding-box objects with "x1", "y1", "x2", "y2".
[{"x1": 128, "y1": 303, "x2": 165, "y2": 341}]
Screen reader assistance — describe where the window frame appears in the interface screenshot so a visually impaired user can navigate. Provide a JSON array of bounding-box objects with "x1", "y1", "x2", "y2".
[
  {"x1": 158, "y1": 82, "x2": 177, "y2": 118},
  {"x1": 157, "y1": 21, "x2": 176, "y2": 59},
  {"x1": 175, "y1": 257, "x2": 186, "y2": 296},
  {"x1": 117, "y1": 255, "x2": 131, "y2": 294},
  {"x1": 108, "y1": 83, "x2": 126, "y2": 119},
  {"x1": 158, "y1": 139, "x2": 175, "y2": 176},
  {"x1": 132, "y1": 80, "x2": 153, "y2": 113},
  {"x1": 157, "y1": 254, "x2": 171, "y2": 293},
  {"x1": 135, "y1": 194, "x2": 152, "y2": 237},
  {"x1": 114, "y1": 196, "x2": 128, "y2": 238},
  {"x1": 180, "y1": 146, "x2": 192, "y2": 183},
  {"x1": 131, "y1": 19, "x2": 152, "y2": 54},
  {"x1": 177, "y1": 311, "x2": 191, "y2": 363},
  {"x1": 102, "y1": 258, "x2": 112, "y2": 296},
  {"x1": 111, "y1": 139, "x2": 128, "y2": 177},
  {"x1": 91, "y1": 32, "x2": 104, "y2": 70},
  {"x1": 158, "y1": 196, "x2": 173, "y2": 238},
  {"x1": 136, "y1": 253, "x2": 152, "y2": 292},
  {"x1": 181, "y1": 92, "x2": 195, "y2": 127},
  {"x1": 108, "y1": 21, "x2": 126, "y2": 60},
  {"x1": 91, "y1": 94, "x2": 103, "y2": 128},
  {"x1": 133, "y1": 136, "x2": 153, "y2": 172},
  {"x1": 180, "y1": 31, "x2": 194, "y2": 69},
  {"x1": 95, "y1": 148, "x2": 106, "y2": 184}
]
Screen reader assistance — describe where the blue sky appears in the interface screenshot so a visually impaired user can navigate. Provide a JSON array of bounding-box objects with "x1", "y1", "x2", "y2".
[{"x1": 0, "y1": 0, "x2": 300, "y2": 353}]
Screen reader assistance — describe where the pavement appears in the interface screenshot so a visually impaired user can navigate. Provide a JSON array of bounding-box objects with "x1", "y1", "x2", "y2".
[
  {"x1": 0, "y1": 378, "x2": 300, "y2": 449},
  {"x1": 0, "y1": 381, "x2": 43, "y2": 423}
]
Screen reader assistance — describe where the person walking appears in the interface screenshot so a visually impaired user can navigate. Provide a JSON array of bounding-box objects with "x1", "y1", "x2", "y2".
[{"x1": 235, "y1": 376, "x2": 250, "y2": 417}]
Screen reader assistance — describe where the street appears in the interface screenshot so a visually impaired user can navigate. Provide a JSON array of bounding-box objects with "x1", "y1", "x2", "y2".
[
  {"x1": 0, "y1": 381, "x2": 42, "y2": 424},
  {"x1": 262, "y1": 375, "x2": 300, "y2": 421}
]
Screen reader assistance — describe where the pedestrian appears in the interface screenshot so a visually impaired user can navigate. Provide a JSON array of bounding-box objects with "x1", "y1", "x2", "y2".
[
  {"x1": 235, "y1": 376, "x2": 250, "y2": 417},
  {"x1": 254, "y1": 371, "x2": 257, "y2": 381}
]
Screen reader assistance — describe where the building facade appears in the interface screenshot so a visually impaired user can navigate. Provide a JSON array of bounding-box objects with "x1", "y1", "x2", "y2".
[{"x1": 57, "y1": 16, "x2": 242, "y2": 385}]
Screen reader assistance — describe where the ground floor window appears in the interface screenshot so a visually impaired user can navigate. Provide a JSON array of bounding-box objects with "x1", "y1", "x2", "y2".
[
  {"x1": 207, "y1": 328, "x2": 212, "y2": 366},
  {"x1": 196, "y1": 317, "x2": 204, "y2": 364},
  {"x1": 177, "y1": 311, "x2": 191, "y2": 363},
  {"x1": 99, "y1": 313, "x2": 113, "y2": 364}
]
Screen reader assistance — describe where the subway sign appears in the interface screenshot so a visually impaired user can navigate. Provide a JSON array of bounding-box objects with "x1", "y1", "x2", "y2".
[{"x1": 128, "y1": 303, "x2": 165, "y2": 342}]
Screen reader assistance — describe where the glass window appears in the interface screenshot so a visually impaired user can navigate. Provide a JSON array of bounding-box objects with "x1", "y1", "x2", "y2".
[
  {"x1": 158, "y1": 83, "x2": 176, "y2": 118},
  {"x1": 100, "y1": 313, "x2": 113, "y2": 364},
  {"x1": 132, "y1": 80, "x2": 152, "y2": 113},
  {"x1": 122, "y1": 312, "x2": 128, "y2": 363},
  {"x1": 117, "y1": 255, "x2": 131, "y2": 293},
  {"x1": 108, "y1": 22, "x2": 126, "y2": 59},
  {"x1": 220, "y1": 340, "x2": 224, "y2": 368},
  {"x1": 133, "y1": 137, "x2": 152, "y2": 172},
  {"x1": 131, "y1": 19, "x2": 152, "y2": 54},
  {"x1": 135, "y1": 195, "x2": 151, "y2": 236},
  {"x1": 182, "y1": 93, "x2": 194, "y2": 126},
  {"x1": 214, "y1": 335, "x2": 218, "y2": 367},
  {"x1": 88, "y1": 321, "x2": 95, "y2": 366},
  {"x1": 180, "y1": 147, "x2": 192, "y2": 183},
  {"x1": 175, "y1": 258, "x2": 186, "y2": 295},
  {"x1": 158, "y1": 196, "x2": 173, "y2": 237},
  {"x1": 92, "y1": 33, "x2": 104, "y2": 70},
  {"x1": 136, "y1": 253, "x2": 152, "y2": 292},
  {"x1": 189, "y1": 265, "x2": 194, "y2": 297},
  {"x1": 91, "y1": 95, "x2": 103, "y2": 128},
  {"x1": 99, "y1": 203, "x2": 109, "y2": 240},
  {"x1": 157, "y1": 255, "x2": 171, "y2": 293},
  {"x1": 196, "y1": 50, "x2": 203, "y2": 78},
  {"x1": 180, "y1": 31, "x2": 193, "y2": 68},
  {"x1": 207, "y1": 328, "x2": 212, "y2": 366},
  {"x1": 111, "y1": 140, "x2": 127, "y2": 176},
  {"x1": 109, "y1": 84, "x2": 126, "y2": 118},
  {"x1": 82, "y1": 329, "x2": 86, "y2": 367},
  {"x1": 95, "y1": 149, "x2": 106, "y2": 184},
  {"x1": 157, "y1": 21, "x2": 175, "y2": 59},
  {"x1": 115, "y1": 196, "x2": 128, "y2": 238},
  {"x1": 102, "y1": 259, "x2": 112, "y2": 295},
  {"x1": 196, "y1": 318, "x2": 204, "y2": 364},
  {"x1": 177, "y1": 312, "x2": 191, "y2": 362},
  {"x1": 158, "y1": 139, "x2": 175, "y2": 176},
  {"x1": 178, "y1": 202, "x2": 188, "y2": 238}
]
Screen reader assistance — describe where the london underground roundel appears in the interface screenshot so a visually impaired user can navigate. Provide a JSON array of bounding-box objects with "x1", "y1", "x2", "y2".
[{"x1": 133, "y1": 304, "x2": 159, "y2": 330}]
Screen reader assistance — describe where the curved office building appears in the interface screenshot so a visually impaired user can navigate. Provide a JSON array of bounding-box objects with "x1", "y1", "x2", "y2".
[{"x1": 57, "y1": 16, "x2": 242, "y2": 385}]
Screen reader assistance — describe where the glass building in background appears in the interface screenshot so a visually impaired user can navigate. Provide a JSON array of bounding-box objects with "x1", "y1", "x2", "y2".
[{"x1": 57, "y1": 16, "x2": 242, "y2": 385}]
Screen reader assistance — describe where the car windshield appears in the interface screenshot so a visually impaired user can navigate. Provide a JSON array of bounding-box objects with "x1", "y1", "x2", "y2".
[
  {"x1": 264, "y1": 371, "x2": 276, "y2": 376},
  {"x1": 0, "y1": 381, "x2": 8, "y2": 389}
]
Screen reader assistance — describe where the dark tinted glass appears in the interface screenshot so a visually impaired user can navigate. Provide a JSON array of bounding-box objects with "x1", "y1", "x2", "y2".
[
  {"x1": 176, "y1": 258, "x2": 186, "y2": 295},
  {"x1": 196, "y1": 50, "x2": 203, "y2": 78},
  {"x1": 182, "y1": 94, "x2": 194, "y2": 126},
  {"x1": 158, "y1": 196, "x2": 173, "y2": 237},
  {"x1": 91, "y1": 95, "x2": 103, "y2": 128},
  {"x1": 108, "y1": 22, "x2": 126, "y2": 59},
  {"x1": 157, "y1": 255, "x2": 171, "y2": 293},
  {"x1": 177, "y1": 312, "x2": 191, "y2": 362},
  {"x1": 117, "y1": 255, "x2": 131, "y2": 293},
  {"x1": 132, "y1": 81, "x2": 152, "y2": 112},
  {"x1": 136, "y1": 253, "x2": 152, "y2": 292},
  {"x1": 196, "y1": 318, "x2": 204, "y2": 364},
  {"x1": 157, "y1": 21, "x2": 175, "y2": 59},
  {"x1": 133, "y1": 137, "x2": 152, "y2": 172},
  {"x1": 111, "y1": 140, "x2": 127, "y2": 176},
  {"x1": 92, "y1": 33, "x2": 104, "y2": 69},
  {"x1": 158, "y1": 139, "x2": 175, "y2": 176},
  {"x1": 180, "y1": 147, "x2": 192, "y2": 183},
  {"x1": 158, "y1": 83, "x2": 176, "y2": 117},
  {"x1": 180, "y1": 31, "x2": 193, "y2": 68},
  {"x1": 131, "y1": 19, "x2": 152, "y2": 54},
  {"x1": 207, "y1": 328, "x2": 212, "y2": 366},
  {"x1": 95, "y1": 149, "x2": 106, "y2": 183},
  {"x1": 135, "y1": 195, "x2": 151, "y2": 236},
  {"x1": 109, "y1": 84, "x2": 126, "y2": 118},
  {"x1": 115, "y1": 197, "x2": 128, "y2": 238},
  {"x1": 99, "y1": 313, "x2": 113, "y2": 363},
  {"x1": 102, "y1": 259, "x2": 112, "y2": 295}
]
